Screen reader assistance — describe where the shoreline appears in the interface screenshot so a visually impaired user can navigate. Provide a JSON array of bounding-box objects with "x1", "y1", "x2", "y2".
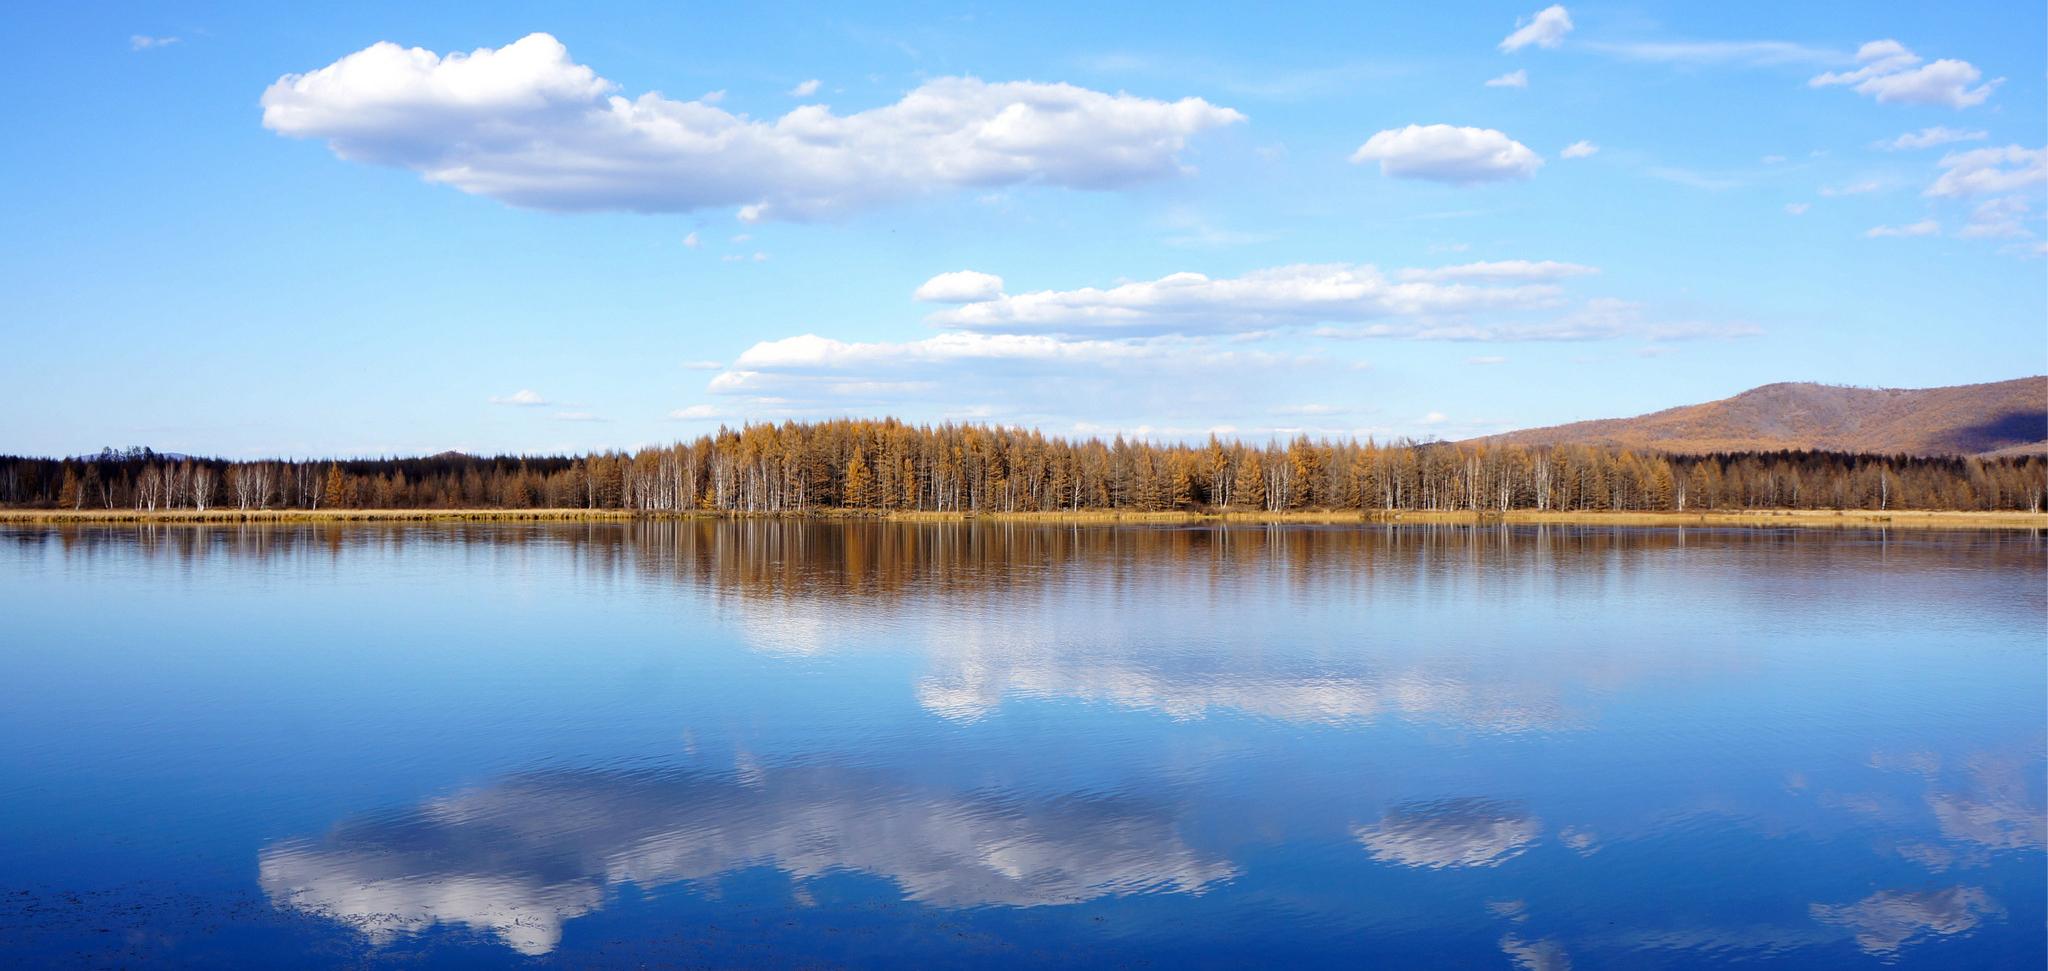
[{"x1": 1, "y1": 507, "x2": 2041, "y2": 530}]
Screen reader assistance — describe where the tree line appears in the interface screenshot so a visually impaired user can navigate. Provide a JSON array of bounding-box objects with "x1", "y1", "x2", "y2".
[{"x1": 2, "y1": 420, "x2": 2042, "y2": 514}]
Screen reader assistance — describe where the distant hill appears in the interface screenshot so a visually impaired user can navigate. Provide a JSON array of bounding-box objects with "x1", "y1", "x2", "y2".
[{"x1": 1476, "y1": 377, "x2": 2047, "y2": 457}]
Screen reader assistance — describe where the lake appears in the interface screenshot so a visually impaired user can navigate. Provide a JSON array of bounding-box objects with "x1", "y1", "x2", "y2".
[{"x1": 1, "y1": 521, "x2": 2042, "y2": 968}]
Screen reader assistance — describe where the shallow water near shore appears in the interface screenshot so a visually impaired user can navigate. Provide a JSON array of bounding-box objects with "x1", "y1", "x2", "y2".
[{"x1": 2, "y1": 521, "x2": 2042, "y2": 968}]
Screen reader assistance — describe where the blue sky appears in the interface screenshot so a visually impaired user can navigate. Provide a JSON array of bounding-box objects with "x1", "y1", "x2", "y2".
[{"x1": 2, "y1": 2, "x2": 2042, "y2": 458}]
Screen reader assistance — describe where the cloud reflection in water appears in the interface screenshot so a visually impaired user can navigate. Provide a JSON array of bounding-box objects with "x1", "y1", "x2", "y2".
[
  {"x1": 260, "y1": 762, "x2": 1232, "y2": 955},
  {"x1": 1354, "y1": 798, "x2": 1541, "y2": 869}
]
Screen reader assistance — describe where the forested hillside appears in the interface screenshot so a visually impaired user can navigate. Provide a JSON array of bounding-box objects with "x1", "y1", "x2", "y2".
[
  {"x1": 1479, "y1": 377, "x2": 2047, "y2": 456},
  {"x1": 3, "y1": 419, "x2": 2041, "y2": 514}
]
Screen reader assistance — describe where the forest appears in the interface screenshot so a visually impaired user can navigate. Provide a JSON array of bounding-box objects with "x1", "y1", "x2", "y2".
[{"x1": 1, "y1": 418, "x2": 2042, "y2": 514}]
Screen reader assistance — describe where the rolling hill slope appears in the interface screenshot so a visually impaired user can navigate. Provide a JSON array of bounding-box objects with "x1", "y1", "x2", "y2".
[{"x1": 1477, "y1": 377, "x2": 2047, "y2": 456}]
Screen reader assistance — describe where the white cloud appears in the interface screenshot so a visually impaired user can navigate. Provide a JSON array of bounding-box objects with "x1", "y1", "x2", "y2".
[
  {"x1": 1350, "y1": 125, "x2": 1543, "y2": 185},
  {"x1": 1808, "y1": 39, "x2": 1919, "y2": 83},
  {"x1": 130, "y1": 35, "x2": 179, "y2": 51},
  {"x1": 691, "y1": 254, "x2": 1750, "y2": 434},
  {"x1": 1327, "y1": 321, "x2": 1749, "y2": 344},
  {"x1": 925, "y1": 262, "x2": 1577, "y2": 336},
  {"x1": 681, "y1": 360, "x2": 723, "y2": 371},
  {"x1": 1499, "y1": 6, "x2": 1572, "y2": 53},
  {"x1": 1784, "y1": 202, "x2": 1811, "y2": 215},
  {"x1": 1559, "y1": 140, "x2": 1598, "y2": 159},
  {"x1": 1485, "y1": 69, "x2": 1529, "y2": 89},
  {"x1": 701, "y1": 330, "x2": 1309, "y2": 426},
  {"x1": 788, "y1": 78, "x2": 821, "y2": 97},
  {"x1": 1466, "y1": 355, "x2": 1508, "y2": 365},
  {"x1": 1925, "y1": 146, "x2": 2047, "y2": 198},
  {"x1": 262, "y1": 33, "x2": 1245, "y2": 220},
  {"x1": 1863, "y1": 219, "x2": 1940, "y2": 238},
  {"x1": 681, "y1": 231, "x2": 700, "y2": 248},
  {"x1": 1956, "y1": 195, "x2": 2034, "y2": 239},
  {"x1": 914, "y1": 270, "x2": 1006, "y2": 303},
  {"x1": 1810, "y1": 40, "x2": 2000, "y2": 109},
  {"x1": 727, "y1": 332, "x2": 1170, "y2": 371},
  {"x1": 900, "y1": 261, "x2": 1742, "y2": 347},
  {"x1": 488, "y1": 389, "x2": 549, "y2": 406},
  {"x1": 1879, "y1": 126, "x2": 1988, "y2": 151}
]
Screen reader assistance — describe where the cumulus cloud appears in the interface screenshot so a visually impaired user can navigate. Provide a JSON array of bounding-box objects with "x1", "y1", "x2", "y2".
[
  {"x1": 261, "y1": 33, "x2": 1244, "y2": 220},
  {"x1": 923, "y1": 262, "x2": 1575, "y2": 336},
  {"x1": 1499, "y1": 6, "x2": 1573, "y2": 53},
  {"x1": 1559, "y1": 140, "x2": 1598, "y2": 159},
  {"x1": 700, "y1": 330, "x2": 1309, "y2": 434},
  {"x1": 788, "y1": 78, "x2": 821, "y2": 97},
  {"x1": 1810, "y1": 40, "x2": 2001, "y2": 109},
  {"x1": 488, "y1": 389, "x2": 549, "y2": 406},
  {"x1": 914, "y1": 270, "x2": 1006, "y2": 303},
  {"x1": 1350, "y1": 125, "x2": 1543, "y2": 185},
  {"x1": 695, "y1": 258, "x2": 1747, "y2": 432},
  {"x1": 1485, "y1": 69, "x2": 1528, "y2": 89},
  {"x1": 1864, "y1": 219, "x2": 1940, "y2": 238},
  {"x1": 724, "y1": 332, "x2": 1161, "y2": 371},
  {"x1": 1925, "y1": 146, "x2": 2047, "y2": 198},
  {"x1": 1879, "y1": 126, "x2": 1988, "y2": 151}
]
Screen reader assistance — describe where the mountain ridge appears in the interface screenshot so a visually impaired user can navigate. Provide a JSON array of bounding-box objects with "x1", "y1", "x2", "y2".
[{"x1": 1474, "y1": 376, "x2": 2047, "y2": 457}]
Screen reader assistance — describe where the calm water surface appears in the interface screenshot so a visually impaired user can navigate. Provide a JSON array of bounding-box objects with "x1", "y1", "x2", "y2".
[{"x1": 1, "y1": 522, "x2": 2042, "y2": 968}]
